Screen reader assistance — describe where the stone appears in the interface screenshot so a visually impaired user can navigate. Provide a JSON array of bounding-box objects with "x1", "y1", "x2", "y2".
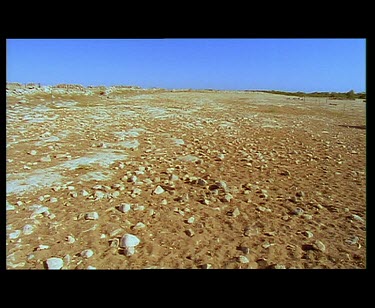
[
  {"x1": 153, "y1": 185, "x2": 165, "y2": 195},
  {"x1": 81, "y1": 249, "x2": 94, "y2": 258},
  {"x1": 187, "y1": 217, "x2": 195, "y2": 224},
  {"x1": 40, "y1": 155, "x2": 51, "y2": 162},
  {"x1": 302, "y1": 231, "x2": 314, "y2": 238},
  {"x1": 9, "y1": 230, "x2": 21, "y2": 239},
  {"x1": 66, "y1": 235, "x2": 76, "y2": 243},
  {"x1": 185, "y1": 229, "x2": 195, "y2": 237},
  {"x1": 37, "y1": 245, "x2": 50, "y2": 250},
  {"x1": 280, "y1": 170, "x2": 291, "y2": 176},
  {"x1": 120, "y1": 234, "x2": 140, "y2": 248},
  {"x1": 169, "y1": 174, "x2": 179, "y2": 181},
  {"x1": 238, "y1": 256, "x2": 250, "y2": 264},
  {"x1": 290, "y1": 207, "x2": 304, "y2": 215},
  {"x1": 46, "y1": 257, "x2": 64, "y2": 270},
  {"x1": 87, "y1": 266, "x2": 96, "y2": 270},
  {"x1": 132, "y1": 222, "x2": 146, "y2": 230},
  {"x1": 201, "y1": 263, "x2": 212, "y2": 269},
  {"x1": 232, "y1": 207, "x2": 240, "y2": 217},
  {"x1": 123, "y1": 246, "x2": 136, "y2": 256},
  {"x1": 345, "y1": 236, "x2": 359, "y2": 245},
  {"x1": 6, "y1": 202, "x2": 15, "y2": 211},
  {"x1": 28, "y1": 150, "x2": 37, "y2": 155},
  {"x1": 50, "y1": 197, "x2": 58, "y2": 203},
  {"x1": 85, "y1": 212, "x2": 99, "y2": 220},
  {"x1": 197, "y1": 179, "x2": 208, "y2": 186},
  {"x1": 119, "y1": 203, "x2": 131, "y2": 213},
  {"x1": 352, "y1": 214, "x2": 364, "y2": 222},
  {"x1": 314, "y1": 240, "x2": 326, "y2": 252},
  {"x1": 22, "y1": 224, "x2": 34, "y2": 235},
  {"x1": 222, "y1": 193, "x2": 233, "y2": 202},
  {"x1": 30, "y1": 206, "x2": 50, "y2": 218}
]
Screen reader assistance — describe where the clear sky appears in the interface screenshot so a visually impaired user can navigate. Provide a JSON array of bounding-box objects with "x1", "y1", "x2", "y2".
[{"x1": 6, "y1": 38, "x2": 366, "y2": 92}]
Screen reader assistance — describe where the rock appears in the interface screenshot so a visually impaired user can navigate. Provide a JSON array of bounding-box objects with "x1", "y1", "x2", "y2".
[
  {"x1": 352, "y1": 214, "x2": 364, "y2": 222},
  {"x1": 345, "y1": 236, "x2": 359, "y2": 245},
  {"x1": 280, "y1": 170, "x2": 291, "y2": 176},
  {"x1": 110, "y1": 238, "x2": 120, "y2": 248},
  {"x1": 66, "y1": 235, "x2": 76, "y2": 243},
  {"x1": 238, "y1": 256, "x2": 250, "y2": 264},
  {"x1": 216, "y1": 153, "x2": 225, "y2": 161},
  {"x1": 187, "y1": 217, "x2": 195, "y2": 224},
  {"x1": 232, "y1": 207, "x2": 240, "y2": 217},
  {"x1": 120, "y1": 234, "x2": 140, "y2": 248},
  {"x1": 153, "y1": 185, "x2": 165, "y2": 195},
  {"x1": 40, "y1": 155, "x2": 51, "y2": 162},
  {"x1": 222, "y1": 193, "x2": 233, "y2": 202},
  {"x1": 239, "y1": 246, "x2": 250, "y2": 254},
  {"x1": 9, "y1": 230, "x2": 21, "y2": 239},
  {"x1": 185, "y1": 229, "x2": 195, "y2": 237},
  {"x1": 30, "y1": 206, "x2": 50, "y2": 218},
  {"x1": 119, "y1": 203, "x2": 131, "y2": 213},
  {"x1": 85, "y1": 212, "x2": 99, "y2": 220},
  {"x1": 201, "y1": 263, "x2": 212, "y2": 269},
  {"x1": 128, "y1": 175, "x2": 137, "y2": 183},
  {"x1": 302, "y1": 214, "x2": 313, "y2": 220},
  {"x1": 313, "y1": 240, "x2": 326, "y2": 252},
  {"x1": 268, "y1": 264, "x2": 286, "y2": 269},
  {"x1": 37, "y1": 245, "x2": 50, "y2": 250},
  {"x1": 6, "y1": 202, "x2": 15, "y2": 211},
  {"x1": 197, "y1": 178, "x2": 208, "y2": 186},
  {"x1": 22, "y1": 224, "x2": 34, "y2": 235},
  {"x1": 50, "y1": 197, "x2": 58, "y2": 203},
  {"x1": 132, "y1": 222, "x2": 146, "y2": 230},
  {"x1": 28, "y1": 150, "x2": 37, "y2": 155},
  {"x1": 123, "y1": 246, "x2": 136, "y2": 256},
  {"x1": 46, "y1": 257, "x2": 64, "y2": 270},
  {"x1": 81, "y1": 249, "x2": 94, "y2": 258},
  {"x1": 290, "y1": 207, "x2": 304, "y2": 215},
  {"x1": 169, "y1": 174, "x2": 179, "y2": 181},
  {"x1": 132, "y1": 188, "x2": 142, "y2": 195},
  {"x1": 296, "y1": 191, "x2": 305, "y2": 197},
  {"x1": 244, "y1": 226, "x2": 259, "y2": 237},
  {"x1": 302, "y1": 231, "x2": 314, "y2": 238}
]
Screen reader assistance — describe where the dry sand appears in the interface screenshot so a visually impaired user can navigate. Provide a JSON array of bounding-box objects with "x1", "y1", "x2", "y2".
[{"x1": 6, "y1": 87, "x2": 366, "y2": 269}]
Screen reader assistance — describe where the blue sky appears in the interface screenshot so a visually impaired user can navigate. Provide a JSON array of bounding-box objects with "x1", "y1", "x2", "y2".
[{"x1": 6, "y1": 39, "x2": 366, "y2": 92}]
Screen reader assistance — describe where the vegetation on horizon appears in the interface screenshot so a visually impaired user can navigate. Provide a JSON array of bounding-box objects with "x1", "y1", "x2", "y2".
[{"x1": 257, "y1": 89, "x2": 366, "y2": 100}]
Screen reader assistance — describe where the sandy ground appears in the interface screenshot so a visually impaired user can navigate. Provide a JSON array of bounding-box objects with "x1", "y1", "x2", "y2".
[{"x1": 6, "y1": 87, "x2": 366, "y2": 269}]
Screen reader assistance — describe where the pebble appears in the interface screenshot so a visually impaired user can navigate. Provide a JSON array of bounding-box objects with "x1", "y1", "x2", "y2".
[
  {"x1": 28, "y1": 150, "x2": 37, "y2": 155},
  {"x1": 169, "y1": 174, "x2": 179, "y2": 181},
  {"x1": 110, "y1": 238, "x2": 120, "y2": 248},
  {"x1": 40, "y1": 155, "x2": 51, "y2": 162},
  {"x1": 120, "y1": 234, "x2": 140, "y2": 248},
  {"x1": 132, "y1": 222, "x2": 146, "y2": 230},
  {"x1": 313, "y1": 240, "x2": 326, "y2": 252},
  {"x1": 37, "y1": 245, "x2": 50, "y2": 250},
  {"x1": 134, "y1": 205, "x2": 145, "y2": 211},
  {"x1": 232, "y1": 207, "x2": 240, "y2": 217},
  {"x1": 81, "y1": 249, "x2": 94, "y2": 258},
  {"x1": 201, "y1": 263, "x2": 212, "y2": 269},
  {"x1": 238, "y1": 256, "x2": 250, "y2": 264},
  {"x1": 119, "y1": 203, "x2": 131, "y2": 213},
  {"x1": 153, "y1": 185, "x2": 165, "y2": 195},
  {"x1": 291, "y1": 207, "x2": 304, "y2": 215},
  {"x1": 185, "y1": 229, "x2": 195, "y2": 237},
  {"x1": 66, "y1": 235, "x2": 76, "y2": 243},
  {"x1": 280, "y1": 170, "x2": 291, "y2": 176},
  {"x1": 46, "y1": 257, "x2": 64, "y2": 270},
  {"x1": 345, "y1": 236, "x2": 359, "y2": 245},
  {"x1": 223, "y1": 193, "x2": 233, "y2": 202},
  {"x1": 50, "y1": 197, "x2": 58, "y2": 203},
  {"x1": 128, "y1": 175, "x2": 137, "y2": 183},
  {"x1": 302, "y1": 231, "x2": 314, "y2": 238},
  {"x1": 187, "y1": 217, "x2": 195, "y2": 224},
  {"x1": 197, "y1": 179, "x2": 208, "y2": 186},
  {"x1": 16, "y1": 201, "x2": 23, "y2": 206},
  {"x1": 85, "y1": 212, "x2": 99, "y2": 220},
  {"x1": 22, "y1": 224, "x2": 34, "y2": 235},
  {"x1": 352, "y1": 214, "x2": 364, "y2": 222},
  {"x1": 9, "y1": 230, "x2": 21, "y2": 239},
  {"x1": 87, "y1": 266, "x2": 97, "y2": 270},
  {"x1": 6, "y1": 202, "x2": 15, "y2": 211},
  {"x1": 123, "y1": 246, "x2": 136, "y2": 256}
]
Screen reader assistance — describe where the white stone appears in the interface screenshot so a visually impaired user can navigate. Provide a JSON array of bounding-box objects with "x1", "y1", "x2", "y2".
[
  {"x1": 50, "y1": 197, "x2": 58, "y2": 203},
  {"x1": 66, "y1": 235, "x2": 76, "y2": 243},
  {"x1": 29, "y1": 150, "x2": 37, "y2": 155},
  {"x1": 153, "y1": 185, "x2": 165, "y2": 195},
  {"x1": 22, "y1": 224, "x2": 34, "y2": 235},
  {"x1": 37, "y1": 244, "x2": 50, "y2": 250},
  {"x1": 187, "y1": 217, "x2": 195, "y2": 224},
  {"x1": 119, "y1": 203, "x2": 131, "y2": 213},
  {"x1": 87, "y1": 266, "x2": 97, "y2": 270},
  {"x1": 6, "y1": 202, "x2": 15, "y2": 211},
  {"x1": 132, "y1": 222, "x2": 146, "y2": 230},
  {"x1": 46, "y1": 257, "x2": 64, "y2": 270},
  {"x1": 81, "y1": 189, "x2": 90, "y2": 196},
  {"x1": 123, "y1": 246, "x2": 136, "y2": 256},
  {"x1": 85, "y1": 212, "x2": 99, "y2": 220},
  {"x1": 9, "y1": 230, "x2": 21, "y2": 239},
  {"x1": 120, "y1": 234, "x2": 140, "y2": 248},
  {"x1": 81, "y1": 249, "x2": 94, "y2": 258},
  {"x1": 238, "y1": 256, "x2": 250, "y2": 264}
]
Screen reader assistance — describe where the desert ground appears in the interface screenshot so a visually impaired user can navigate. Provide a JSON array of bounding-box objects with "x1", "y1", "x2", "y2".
[{"x1": 6, "y1": 84, "x2": 366, "y2": 269}]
